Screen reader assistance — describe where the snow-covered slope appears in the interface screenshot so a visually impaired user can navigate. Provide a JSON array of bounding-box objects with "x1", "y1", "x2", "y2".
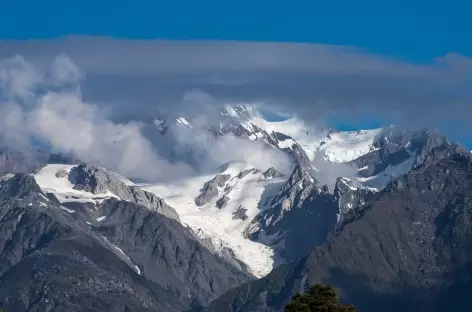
[
  {"x1": 219, "y1": 105, "x2": 382, "y2": 163},
  {"x1": 141, "y1": 161, "x2": 286, "y2": 277},
  {"x1": 356, "y1": 154, "x2": 417, "y2": 190},
  {"x1": 239, "y1": 114, "x2": 382, "y2": 163},
  {"x1": 314, "y1": 129, "x2": 382, "y2": 163},
  {"x1": 33, "y1": 164, "x2": 118, "y2": 203},
  {"x1": 34, "y1": 162, "x2": 285, "y2": 277},
  {"x1": 33, "y1": 164, "x2": 180, "y2": 222}
]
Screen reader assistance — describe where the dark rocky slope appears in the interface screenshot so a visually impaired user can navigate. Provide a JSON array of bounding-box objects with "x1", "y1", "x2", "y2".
[
  {"x1": 0, "y1": 174, "x2": 252, "y2": 312},
  {"x1": 246, "y1": 166, "x2": 376, "y2": 262},
  {"x1": 206, "y1": 144, "x2": 472, "y2": 312}
]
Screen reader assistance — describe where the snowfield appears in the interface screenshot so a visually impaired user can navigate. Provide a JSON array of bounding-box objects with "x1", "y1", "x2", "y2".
[
  {"x1": 231, "y1": 105, "x2": 382, "y2": 163},
  {"x1": 141, "y1": 161, "x2": 286, "y2": 277},
  {"x1": 33, "y1": 164, "x2": 118, "y2": 203}
]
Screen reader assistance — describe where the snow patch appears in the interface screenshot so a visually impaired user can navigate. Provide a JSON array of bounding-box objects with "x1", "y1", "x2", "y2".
[
  {"x1": 100, "y1": 235, "x2": 142, "y2": 275},
  {"x1": 357, "y1": 155, "x2": 416, "y2": 190},
  {"x1": 60, "y1": 206, "x2": 75, "y2": 213},
  {"x1": 277, "y1": 138, "x2": 295, "y2": 149}
]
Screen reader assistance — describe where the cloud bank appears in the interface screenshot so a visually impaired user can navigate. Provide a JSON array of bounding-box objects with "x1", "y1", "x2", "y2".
[
  {"x1": 0, "y1": 36, "x2": 470, "y2": 181},
  {"x1": 0, "y1": 55, "x2": 196, "y2": 181},
  {"x1": 0, "y1": 36, "x2": 469, "y2": 133},
  {"x1": 0, "y1": 54, "x2": 292, "y2": 180}
]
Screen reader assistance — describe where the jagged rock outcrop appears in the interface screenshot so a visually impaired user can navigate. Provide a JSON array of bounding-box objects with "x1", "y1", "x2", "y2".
[
  {"x1": 55, "y1": 168, "x2": 68, "y2": 178},
  {"x1": 216, "y1": 195, "x2": 230, "y2": 209},
  {"x1": 195, "y1": 174, "x2": 231, "y2": 206},
  {"x1": 0, "y1": 173, "x2": 43, "y2": 200},
  {"x1": 238, "y1": 168, "x2": 260, "y2": 179},
  {"x1": 93, "y1": 198, "x2": 253, "y2": 306},
  {"x1": 68, "y1": 163, "x2": 180, "y2": 221},
  {"x1": 245, "y1": 166, "x2": 338, "y2": 261},
  {"x1": 353, "y1": 127, "x2": 450, "y2": 183},
  {"x1": 333, "y1": 177, "x2": 377, "y2": 224},
  {"x1": 263, "y1": 167, "x2": 285, "y2": 179},
  {"x1": 206, "y1": 145, "x2": 472, "y2": 312},
  {"x1": 214, "y1": 111, "x2": 314, "y2": 172},
  {"x1": 232, "y1": 206, "x2": 248, "y2": 220},
  {"x1": 0, "y1": 176, "x2": 184, "y2": 312}
]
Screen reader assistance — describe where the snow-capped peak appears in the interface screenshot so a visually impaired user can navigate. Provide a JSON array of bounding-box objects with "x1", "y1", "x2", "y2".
[
  {"x1": 33, "y1": 163, "x2": 180, "y2": 221},
  {"x1": 220, "y1": 104, "x2": 262, "y2": 120},
  {"x1": 33, "y1": 164, "x2": 119, "y2": 204},
  {"x1": 219, "y1": 105, "x2": 384, "y2": 164},
  {"x1": 218, "y1": 160, "x2": 257, "y2": 175}
]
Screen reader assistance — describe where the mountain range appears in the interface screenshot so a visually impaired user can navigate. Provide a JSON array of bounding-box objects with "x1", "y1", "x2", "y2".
[{"x1": 1, "y1": 104, "x2": 471, "y2": 311}]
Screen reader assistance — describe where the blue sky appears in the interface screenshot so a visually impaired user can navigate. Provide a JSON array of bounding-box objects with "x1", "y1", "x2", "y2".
[
  {"x1": 1, "y1": 1, "x2": 471, "y2": 145},
  {"x1": 2, "y1": 1, "x2": 470, "y2": 61}
]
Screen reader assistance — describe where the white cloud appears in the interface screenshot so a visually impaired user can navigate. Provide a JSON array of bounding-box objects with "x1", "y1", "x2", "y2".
[
  {"x1": 0, "y1": 55, "x2": 42, "y2": 100},
  {"x1": 0, "y1": 55, "x2": 194, "y2": 181},
  {"x1": 2, "y1": 36, "x2": 462, "y2": 133},
  {"x1": 48, "y1": 53, "x2": 83, "y2": 86},
  {"x1": 171, "y1": 121, "x2": 292, "y2": 174},
  {"x1": 0, "y1": 37, "x2": 470, "y2": 180},
  {"x1": 0, "y1": 55, "x2": 295, "y2": 181}
]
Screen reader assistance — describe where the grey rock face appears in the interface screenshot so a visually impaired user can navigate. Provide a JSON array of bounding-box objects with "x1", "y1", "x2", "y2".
[
  {"x1": 256, "y1": 165, "x2": 318, "y2": 230},
  {"x1": 354, "y1": 127, "x2": 450, "y2": 181},
  {"x1": 55, "y1": 168, "x2": 68, "y2": 178},
  {"x1": 0, "y1": 173, "x2": 252, "y2": 311},
  {"x1": 0, "y1": 181, "x2": 184, "y2": 312},
  {"x1": 91, "y1": 198, "x2": 253, "y2": 306},
  {"x1": 0, "y1": 173, "x2": 43, "y2": 200},
  {"x1": 238, "y1": 168, "x2": 260, "y2": 179},
  {"x1": 212, "y1": 174, "x2": 231, "y2": 187},
  {"x1": 216, "y1": 195, "x2": 230, "y2": 209},
  {"x1": 246, "y1": 166, "x2": 338, "y2": 261},
  {"x1": 206, "y1": 145, "x2": 472, "y2": 312},
  {"x1": 68, "y1": 163, "x2": 180, "y2": 221},
  {"x1": 195, "y1": 174, "x2": 231, "y2": 206},
  {"x1": 263, "y1": 167, "x2": 285, "y2": 179},
  {"x1": 70, "y1": 163, "x2": 126, "y2": 194},
  {"x1": 232, "y1": 206, "x2": 248, "y2": 221},
  {"x1": 333, "y1": 177, "x2": 377, "y2": 224}
]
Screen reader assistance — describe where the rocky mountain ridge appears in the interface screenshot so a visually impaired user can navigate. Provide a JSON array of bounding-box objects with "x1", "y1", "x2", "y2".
[
  {"x1": 0, "y1": 172, "x2": 253, "y2": 311},
  {"x1": 0, "y1": 104, "x2": 470, "y2": 311},
  {"x1": 205, "y1": 143, "x2": 472, "y2": 312}
]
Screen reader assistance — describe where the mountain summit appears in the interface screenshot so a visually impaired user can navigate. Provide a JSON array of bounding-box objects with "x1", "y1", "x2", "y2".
[{"x1": 0, "y1": 103, "x2": 469, "y2": 312}]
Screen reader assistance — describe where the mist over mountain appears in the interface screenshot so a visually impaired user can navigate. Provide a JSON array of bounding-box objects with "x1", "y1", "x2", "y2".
[{"x1": 0, "y1": 38, "x2": 471, "y2": 312}]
